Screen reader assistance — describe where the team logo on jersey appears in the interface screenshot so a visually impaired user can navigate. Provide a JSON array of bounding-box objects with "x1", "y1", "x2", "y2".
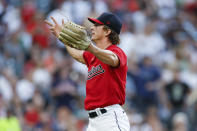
[{"x1": 87, "y1": 64, "x2": 105, "y2": 80}]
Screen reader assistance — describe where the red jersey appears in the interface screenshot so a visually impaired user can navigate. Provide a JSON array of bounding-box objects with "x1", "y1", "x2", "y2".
[{"x1": 83, "y1": 45, "x2": 128, "y2": 110}]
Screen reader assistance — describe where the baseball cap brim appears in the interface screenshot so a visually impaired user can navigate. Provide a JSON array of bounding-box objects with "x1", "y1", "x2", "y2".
[{"x1": 88, "y1": 17, "x2": 104, "y2": 25}]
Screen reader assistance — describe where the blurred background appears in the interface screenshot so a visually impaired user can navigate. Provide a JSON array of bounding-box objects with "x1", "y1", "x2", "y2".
[{"x1": 0, "y1": 0, "x2": 197, "y2": 130}]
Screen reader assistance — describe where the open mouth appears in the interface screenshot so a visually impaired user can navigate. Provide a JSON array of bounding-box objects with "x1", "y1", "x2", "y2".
[{"x1": 91, "y1": 32, "x2": 95, "y2": 36}]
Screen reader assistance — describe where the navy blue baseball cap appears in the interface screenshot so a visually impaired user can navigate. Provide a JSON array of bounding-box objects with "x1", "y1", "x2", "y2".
[{"x1": 88, "y1": 12, "x2": 122, "y2": 34}]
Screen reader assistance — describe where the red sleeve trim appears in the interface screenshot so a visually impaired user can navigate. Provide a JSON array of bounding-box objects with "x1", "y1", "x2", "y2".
[
  {"x1": 83, "y1": 51, "x2": 89, "y2": 67},
  {"x1": 108, "y1": 46, "x2": 127, "y2": 68}
]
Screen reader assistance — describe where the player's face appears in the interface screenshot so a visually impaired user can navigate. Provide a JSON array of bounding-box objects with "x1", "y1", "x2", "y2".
[{"x1": 91, "y1": 23, "x2": 105, "y2": 42}]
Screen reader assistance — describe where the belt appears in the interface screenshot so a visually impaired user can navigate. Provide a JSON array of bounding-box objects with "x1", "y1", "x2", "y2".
[{"x1": 88, "y1": 108, "x2": 107, "y2": 118}]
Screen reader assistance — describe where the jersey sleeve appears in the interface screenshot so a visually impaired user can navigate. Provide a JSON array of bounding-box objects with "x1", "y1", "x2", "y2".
[
  {"x1": 108, "y1": 46, "x2": 127, "y2": 67},
  {"x1": 83, "y1": 51, "x2": 92, "y2": 68}
]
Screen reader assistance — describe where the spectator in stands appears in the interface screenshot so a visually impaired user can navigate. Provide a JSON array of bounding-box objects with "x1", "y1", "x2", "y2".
[
  {"x1": 165, "y1": 68, "x2": 190, "y2": 112},
  {"x1": 0, "y1": 108, "x2": 21, "y2": 131},
  {"x1": 128, "y1": 56, "x2": 161, "y2": 113}
]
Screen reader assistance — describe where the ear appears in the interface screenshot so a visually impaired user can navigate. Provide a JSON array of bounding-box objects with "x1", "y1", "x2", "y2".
[{"x1": 104, "y1": 29, "x2": 111, "y2": 37}]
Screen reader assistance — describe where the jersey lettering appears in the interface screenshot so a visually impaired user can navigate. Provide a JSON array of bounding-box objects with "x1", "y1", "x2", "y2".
[{"x1": 88, "y1": 64, "x2": 105, "y2": 80}]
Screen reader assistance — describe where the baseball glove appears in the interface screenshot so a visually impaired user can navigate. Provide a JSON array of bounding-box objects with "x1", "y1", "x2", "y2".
[{"x1": 58, "y1": 21, "x2": 91, "y2": 50}]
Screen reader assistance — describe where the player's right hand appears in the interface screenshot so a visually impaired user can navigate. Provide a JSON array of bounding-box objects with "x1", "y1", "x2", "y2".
[{"x1": 45, "y1": 16, "x2": 64, "y2": 37}]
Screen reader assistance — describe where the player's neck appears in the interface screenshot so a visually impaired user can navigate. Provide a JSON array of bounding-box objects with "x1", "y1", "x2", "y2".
[{"x1": 95, "y1": 38, "x2": 112, "y2": 49}]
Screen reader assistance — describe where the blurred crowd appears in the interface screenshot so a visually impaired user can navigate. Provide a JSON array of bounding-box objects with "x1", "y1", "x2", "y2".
[{"x1": 0, "y1": 0, "x2": 197, "y2": 131}]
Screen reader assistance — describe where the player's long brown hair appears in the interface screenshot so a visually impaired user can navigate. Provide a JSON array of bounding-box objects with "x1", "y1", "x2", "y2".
[{"x1": 103, "y1": 25, "x2": 120, "y2": 45}]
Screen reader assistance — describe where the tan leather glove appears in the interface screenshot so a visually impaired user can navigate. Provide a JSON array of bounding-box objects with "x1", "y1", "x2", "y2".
[{"x1": 58, "y1": 21, "x2": 91, "y2": 50}]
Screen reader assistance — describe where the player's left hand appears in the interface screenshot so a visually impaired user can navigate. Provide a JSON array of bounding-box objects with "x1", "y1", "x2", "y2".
[
  {"x1": 45, "y1": 17, "x2": 91, "y2": 50},
  {"x1": 58, "y1": 20, "x2": 91, "y2": 50}
]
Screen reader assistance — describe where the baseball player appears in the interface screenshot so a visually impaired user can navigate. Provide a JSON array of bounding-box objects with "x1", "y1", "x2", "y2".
[{"x1": 45, "y1": 12, "x2": 130, "y2": 131}]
